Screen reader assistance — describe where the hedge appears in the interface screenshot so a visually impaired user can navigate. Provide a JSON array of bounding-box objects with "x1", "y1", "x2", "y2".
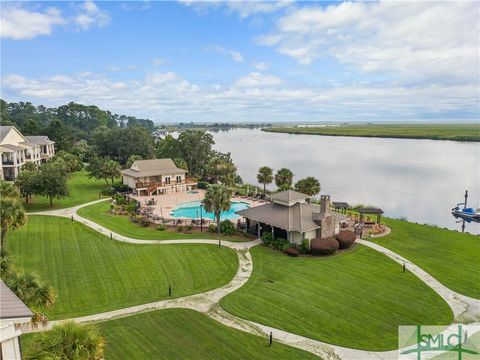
[
  {"x1": 336, "y1": 230, "x2": 356, "y2": 249},
  {"x1": 310, "y1": 237, "x2": 339, "y2": 256}
]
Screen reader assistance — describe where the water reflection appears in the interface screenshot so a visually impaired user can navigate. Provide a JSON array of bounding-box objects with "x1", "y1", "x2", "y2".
[{"x1": 211, "y1": 128, "x2": 480, "y2": 234}]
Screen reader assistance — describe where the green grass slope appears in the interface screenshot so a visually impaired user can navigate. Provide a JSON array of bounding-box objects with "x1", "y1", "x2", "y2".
[
  {"x1": 77, "y1": 200, "x2": 250, "y2": 241},
  {"x1": 6, "y1": 216, "x2": 238, "y2": 319},
  {"x1": 371, "y1": 218, "x2": 480, "y2": 299},
  {"x1": 221, "y1": 245, "x2": 453, "y2": 351},
  {"x1": 24, "y1": 170, "x2": 107, "y2": 212},
  {"x1": 99, "y1": 309, "x2": 320, "y2": 359}
]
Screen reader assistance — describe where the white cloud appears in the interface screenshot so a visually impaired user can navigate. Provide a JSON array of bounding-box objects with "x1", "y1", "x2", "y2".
[
  {"x1": 208, "y1": 45, "x2": 245, "y2": 62},
  {"x1": 251, "y1": 62, "x2": 270, "y2": 71},
  {"x1": 152, "y1": 58, "x2": 165, "y2": 66},
  {"x1": 2, "y1": 71, "x2": 477, "y2": 122},
  {"x1": 73, "y1": 0, "x2": 110, "y2": 31},
  {"x1": 234, "y1": 72, "x2": 283, "y2": 88},
  {"x1": 181, "y1": 0, "x2": 292, "y2": 18},
  {"x1": 0, "y1": 5, "x2": 66, "y2": 40},
  {"x1": 256, "y1": 1, "x2": 479, "y2": 85},
  {"x1": 0, "y1": 1, "x2": 110, "y2": 40}
]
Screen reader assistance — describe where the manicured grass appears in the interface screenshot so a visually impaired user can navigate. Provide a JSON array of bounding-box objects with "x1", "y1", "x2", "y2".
[
  {"x1": 370, "y1": 218, "x2": 480, "y2": 299},
  {"x1": 221, "y1": 245, "x2": 453, "y2": 351},
  {"x1": 24, "y1": 170, "x2": 107, "y2": 212},
  {"x1": 263, "y1": 123, "x2": 480, "y2": 142},
  {"x1": 6, "y1": 216, "x2": 238, "y2": 319},
  {"x1": 99, "y1": 309, "x2": 320, "y2": 359},
  {"x1": 77, "y1": 200, "x2": 251, "y2": 242},
  {"x1": 21, "y1": 309, "x2": 320, "y2": 360}
]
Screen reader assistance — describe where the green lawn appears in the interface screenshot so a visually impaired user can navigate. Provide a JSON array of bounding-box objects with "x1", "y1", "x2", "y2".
[
  {"x1": 221, "y1": 245, "x2": 453, "y2": 351},
  {"x1": 77, "y1": 200, "x2": 251, "y2": 242},
  {"x1": 21, "y1": 309, "x2": 320, "y2": 360},
  {"x1": 24, "y1": 170, "x2": 107, "y2": 212},
  {"x1": 263, "y1": 123, "x2": 480, "y2": 142},
  {"x1": 370, "y1": 218, "x2": 480, "y2": 299},
  {"x1": 6, "y1": 216, "x2": 238, "y2": 319}
]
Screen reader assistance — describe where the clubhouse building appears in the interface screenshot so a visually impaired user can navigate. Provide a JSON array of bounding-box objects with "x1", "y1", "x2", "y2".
[
  {"x1": 121, "y1": 158, "x2": 198, "y2": 196},
  {"x1": 236, "y1": 190, "x2": 347, "y2": 246}
]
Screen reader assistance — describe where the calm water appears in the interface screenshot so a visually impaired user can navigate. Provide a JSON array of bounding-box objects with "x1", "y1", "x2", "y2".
[
  {"x1": 171, "y1": 200, "x2": 250, "y2": 221},
  {"x1": 211, "y1": 128, "x2": 480, "y2": 234}
]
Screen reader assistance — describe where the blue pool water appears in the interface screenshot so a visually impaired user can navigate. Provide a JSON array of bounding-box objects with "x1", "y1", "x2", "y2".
[{"x1": 171, "y1": 200, "x2": 250, "y2": 221}]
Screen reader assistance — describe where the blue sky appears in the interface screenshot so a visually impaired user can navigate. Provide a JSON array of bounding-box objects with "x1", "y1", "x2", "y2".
[{"x1": 1, "y1": 1, "x2": 478, "y2": 123}]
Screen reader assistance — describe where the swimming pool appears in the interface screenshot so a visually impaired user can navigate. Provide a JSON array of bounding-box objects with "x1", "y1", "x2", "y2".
[{"x1": 171, "y1": 200, "x2": 250, "y2": 221}]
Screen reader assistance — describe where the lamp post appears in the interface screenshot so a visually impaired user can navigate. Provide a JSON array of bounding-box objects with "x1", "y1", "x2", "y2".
[{"x1": 200, "y1": 204, "x2": 203, "y2": 232}]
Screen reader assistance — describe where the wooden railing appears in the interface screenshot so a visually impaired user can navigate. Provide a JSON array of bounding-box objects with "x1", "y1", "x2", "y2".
[{"x1": 135, "y1": 177, "x2": 198, "y2": 189}]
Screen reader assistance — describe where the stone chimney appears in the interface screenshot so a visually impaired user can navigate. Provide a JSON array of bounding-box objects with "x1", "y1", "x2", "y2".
[{"x1": 320, "y1": 195, "x2": 331, "y2": 215}]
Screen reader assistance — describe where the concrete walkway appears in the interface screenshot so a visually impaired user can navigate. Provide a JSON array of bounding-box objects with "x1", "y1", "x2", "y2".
[{"x1": 24, "y1": 200, "x2": 480, "y2": 359}]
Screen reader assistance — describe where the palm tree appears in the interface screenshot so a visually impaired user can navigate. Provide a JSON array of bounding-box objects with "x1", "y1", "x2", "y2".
[
  {"x1": 257, "y1": 166, "x2": 273, "y2": 194},
  {"x1": 0, "y1": 181, "x2": 20, "y2": 198},
  {"x1": 202, "y1": 184, "x2": 231, "y2": 236},
  {"x1": 4, "y1": 271, "x2": 56, "y2": 309},
  {"x1": 294, "y1": 177, "x2": 321, "y2": 197},
  {"x1": 0, "y1": 198, "x2": 26, "y2": 249},
  {"x1": 275, "y1": 168, "x2": 294, "y2": 191},
  {"x1": 104, "y1": 159, "x2": 121, "y2": 185},
  {"x1": 24, "y1": 321, "x2": 105, "y2": 360}
]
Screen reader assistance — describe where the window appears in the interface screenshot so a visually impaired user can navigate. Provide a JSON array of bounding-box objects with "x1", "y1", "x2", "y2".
[
  {"x1": 176, "y1": 175, "x2": 182, "y2": 183},
  {"x1": 165, "y1": 177, "x2": 171, "y2": 184}
]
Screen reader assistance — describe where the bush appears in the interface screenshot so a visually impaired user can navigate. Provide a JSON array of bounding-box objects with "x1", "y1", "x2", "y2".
[
  {"x1": 299, "y1": 239, "x2": 310, "y2": 254},
  {"x1": 261, "y1": 232, "x2": 273, "y2": 246},
  {"x1": 138, "y1": 216, "x2": 150, "y2": 227},
  {"x1": 198, "y1": 181, "x2": 208, "y2": 190},
  {"x1": 112, "y1": 182, "x2": 129, "y2": 193},
  {"x1": 184, "y1": 225, "x2": 193, "y2": 232},
  {"x1": 286, "y1": 247, "x2": 299, "y2": 257},
  {"x1": 336, "y1": 230, "x2": 356, "y2": 249},
  {"x1": 220, "y1": 220, "x2": 236, "y2": 235},
  {"x1": 157, "y1": 224, "x2": 166, "y2": 231},
  {"x1": 310, "y1": 237, "x2": 339, "y2": 256},
  {"x1": 177, "y1": 226, "x2": 184, "y2": 232},
  {"x1": 100, "y1": 186, "x2": 115, "y2": 196},
  {"x1": 281, "y1": 242, "x2": 291, "y2": 252},
  {"x1": 208, "y1": 224, "x2": 217, "y2": 233},
  {"x1": 125, "y1": 200, "x2": 138, "y2": 214}
]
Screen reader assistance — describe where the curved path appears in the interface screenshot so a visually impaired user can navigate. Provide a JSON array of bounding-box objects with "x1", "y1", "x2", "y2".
[{"x1": 24, "y1": 199, "x2": 480, "y2": 360}]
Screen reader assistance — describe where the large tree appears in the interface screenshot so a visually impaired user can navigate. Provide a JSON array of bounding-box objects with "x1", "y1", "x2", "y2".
[
  {"x1": 294, "y1": 176, "x2": 321, "y2": 197},
  {"x1": 176, "y1": 130, "x2": 215, "y2": 178},
  {"x1": 104, "y1": 159, "x2": 121, "y2": 184},
  {"x1": 126, "y1": 154, "x2": 142, "y2": 168},
  {"x1": 202, "y1": 184, "x2": 231, "y2": 237},
  {"x1": 15, "y1": 168, "x2": 38, "y2": 203},
  {"x1": 0, "y1": 198, "x2": 26, "y2": 249},
  {"x1": 205, "y1": 152, "x2": 237, "y2": 186},
  {"x1": 53, "y1": 151, "x2": 83, "y2": 176},
  {"x1": 37, "y1": 162, "x2": 69, "y2": 207},
  {"x1": 24, "y1": 321, "x2": 104, "y2": 360},
  {"x1": 45, "y1": 119, "x2": 75, "y2": 151},
  {"x1": 275, "y1": 168, "x2": 294, "y2": 191},
  {"x1": 257, "y1": 166, "x2": 273, "y2": 194}
]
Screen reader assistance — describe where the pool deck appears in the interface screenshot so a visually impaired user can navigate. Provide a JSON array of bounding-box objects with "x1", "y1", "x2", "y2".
[{"x1": 132, "y1": 189, "x2": 266, "y2": 221}]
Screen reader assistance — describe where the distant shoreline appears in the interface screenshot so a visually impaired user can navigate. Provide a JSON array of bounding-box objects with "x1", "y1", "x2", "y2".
[{"x1": 262, "y1": 124, "x2": 480, "y2": 142}]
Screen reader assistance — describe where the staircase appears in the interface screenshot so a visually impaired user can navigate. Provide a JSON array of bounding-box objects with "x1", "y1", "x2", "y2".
[{"x1": 148, "y1": 183, "x2": 157, "y2": 196}]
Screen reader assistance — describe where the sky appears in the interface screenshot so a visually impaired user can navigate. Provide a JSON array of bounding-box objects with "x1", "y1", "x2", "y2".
[{"x1": 1, "y1": 0, "x2": 479, "y2": 123}]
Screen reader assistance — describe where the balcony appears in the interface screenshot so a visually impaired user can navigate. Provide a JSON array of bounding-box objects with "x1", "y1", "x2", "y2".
[{"x1": 135, "y1": 177, "x2": 198, "y2": 189}]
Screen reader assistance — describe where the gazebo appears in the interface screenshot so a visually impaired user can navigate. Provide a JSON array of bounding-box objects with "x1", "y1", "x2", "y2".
[
  {"x1": 332, "y1": 202, "x2": 349, "y2": 214},
  {"x1": 358, "y1": 207, "x2": 384, "y2": 224}
]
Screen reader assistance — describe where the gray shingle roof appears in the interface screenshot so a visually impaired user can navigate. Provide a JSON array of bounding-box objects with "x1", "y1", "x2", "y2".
[
  {"x1": 121, "y1": 158, "x2": 187, "y2": 178},
  {"x1": 236, "y1": 202, "x2": 347, "y2": 233},
  {"x1": 0, "y1": 280, "x2": 33, "y2": 320},
  {"x1": 24, "y1": 136, "x2": 54, "y2": 145},
  {"x1": 270, "y1": 190, "x2": 310, "y2": 203}
]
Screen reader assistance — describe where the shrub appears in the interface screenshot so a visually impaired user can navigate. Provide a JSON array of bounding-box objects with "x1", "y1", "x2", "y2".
[
  {"x1": 138, "y1": 216, "x2": 150, "y2": 227},
  {"x1": 198, "y1": 181, "x2": 208, "y2": 190},
  {"x1": 208, "y1": 224, "x2": 217, "y2": 233},
  {"x1": 310, "y1": 237, "x2": 339, "y2": 256},
  {"x1": 177, "y1": 226, "x2": 184, "y2": 232},
  {"x1": 336, "y1": 230, "x2": 356, "y2": 249},
  {"x1": 130, "y1": 215, "x2": 139, "y2": 223},
  {"x1": 261, "y1": 232, "x2": 273, "y2": 246},
  {"x1": 220, "y1": 220, "x2": 236, "y2": 235},
  {"x1": 299, "y1": 239, "x2": 310, "y2": 254},
  {"x1": 286, "y1": 247, "x2": 299, "y2": 257},
  {"x1": 184, "y1": 225, "x2": 193, "y2": 232},
  {"x1": 157, "y1": 224, "x2": 166, "y2": 231},
  {"x1": 125, "y1": 200, "x2": 138, "y2": 214},
  {"x1": 281, "y1": 242, "x2": 291, "y2": 252}
]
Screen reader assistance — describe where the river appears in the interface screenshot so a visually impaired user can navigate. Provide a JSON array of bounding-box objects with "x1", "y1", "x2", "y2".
[{"x1": 211, "y1": 128, "x2": 480, "y2": 234}]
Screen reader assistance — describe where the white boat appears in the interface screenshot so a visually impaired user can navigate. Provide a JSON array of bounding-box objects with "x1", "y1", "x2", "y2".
[{"x1": 451, "y1": 206, "x2": 480, "y2": 223}]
